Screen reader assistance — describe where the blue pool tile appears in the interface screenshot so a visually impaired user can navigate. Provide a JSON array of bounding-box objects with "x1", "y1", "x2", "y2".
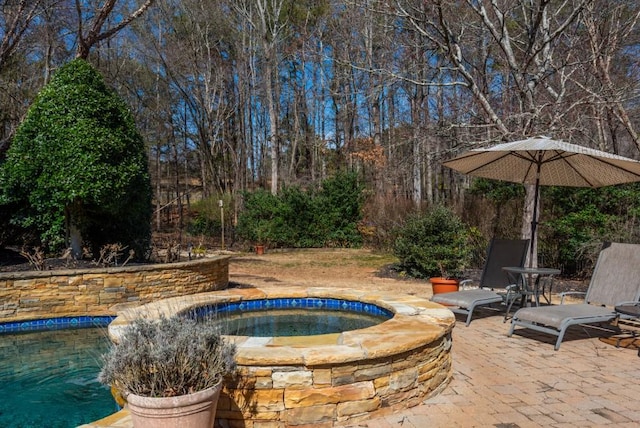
[
  {"x1": 183, "y1": 297, "x2": 394, "y2": 322},
  {"x1": 0, "y1": 315, "x2": 114, "y2": 335}
]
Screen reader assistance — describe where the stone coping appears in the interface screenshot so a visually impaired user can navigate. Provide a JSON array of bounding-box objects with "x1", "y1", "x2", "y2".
[
  {"x1": 0, "y1": 256, "x2": 229, "y2": 280},
  {"x1": 108, "y1": 286, "x2": 456, "y2": 367}
]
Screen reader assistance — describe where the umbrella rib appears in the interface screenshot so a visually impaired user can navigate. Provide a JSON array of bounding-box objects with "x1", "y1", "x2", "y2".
[
  {"x1": 554, "y1": 153, "x2": 597, "y2": 187},
  {"x1": 550, "y1": 152, "x2": 640, "y2": 187},
  {"x1": 449, "y1": 151, "x2": 515, "y2": 176},
  {"x1": 589, "y1": 155, "x2": 640, "y2": 183},
  {"x1": 510, "y1": 151, "x2": 541, "y2": 183},
  {"x1": 515, "y1": 151, "x2": 640, "y2": 186}
]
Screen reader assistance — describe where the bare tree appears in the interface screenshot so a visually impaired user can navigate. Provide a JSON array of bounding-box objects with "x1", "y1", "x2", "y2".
[
  {"x1": 74, "y1": 0, "x2": 155, "y2": 59},
  {"x1": 0, "y1": 1, "x2": 50, "y2": 155},
  {"x1": 232, "y1": 0, "x2": 289, "y2": 194},
  {"x1": 0, "y1": 0, "x2": 44, "y2": 72},
  {"x1": 581, "y1": 0, "x2": 640, "y2": 152},
  {"x1": 390, "y1": 0, "x2": 595, "y2": 265}
]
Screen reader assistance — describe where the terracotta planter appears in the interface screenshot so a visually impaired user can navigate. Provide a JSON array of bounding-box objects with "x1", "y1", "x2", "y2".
[
  {"x1": 255, "y1": 245, "x2": 265, "y2": 255},
  {"x1": 126, "y1": 382, "x2": 222, "y2": 428},
  {"x1": 430, "y1": 277, "x2": 460, "y2": 295}
]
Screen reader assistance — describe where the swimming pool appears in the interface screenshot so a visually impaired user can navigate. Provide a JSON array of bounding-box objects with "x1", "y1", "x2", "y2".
[{"x1": 0, "y1": 318, "x2": 116, "y2": 427}]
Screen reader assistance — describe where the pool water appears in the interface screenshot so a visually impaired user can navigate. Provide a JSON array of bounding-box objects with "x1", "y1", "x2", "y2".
[
  {"x1": 0, "y1": 327, "x2": 116, "y2": 428},
  {"x1": 212, "y1": 308, "x2": 389, "y2": 336},
  {"x1": 188, "y1": 298, "x2": 394, "y2": 337}
]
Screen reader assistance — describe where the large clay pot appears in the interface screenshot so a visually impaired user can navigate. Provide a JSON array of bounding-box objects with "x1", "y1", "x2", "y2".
[
  {"x1": 430, "y1": 277, "x2": 460, "y2": 295},
  {"x1": 255, "y1": 245, "x2": 265, "y2": 255},
  {"x1": 126, "y1": 382, "x2": 222, "y2": 428}
]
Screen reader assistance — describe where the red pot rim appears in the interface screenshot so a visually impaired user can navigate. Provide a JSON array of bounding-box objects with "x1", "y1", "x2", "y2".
[{"x1": 429, "y1": 277, "x2": 459, "y2": 283}]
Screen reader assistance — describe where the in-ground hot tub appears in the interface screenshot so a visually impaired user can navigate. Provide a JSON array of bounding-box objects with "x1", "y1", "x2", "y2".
[{"x1": 107, "y1": 287, "x2": 456, "y2": 427}]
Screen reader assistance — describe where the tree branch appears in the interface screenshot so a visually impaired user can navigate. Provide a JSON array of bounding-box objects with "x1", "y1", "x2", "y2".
[{"x1": 76, "y1": 0, "x2": 155, "y2": 59}]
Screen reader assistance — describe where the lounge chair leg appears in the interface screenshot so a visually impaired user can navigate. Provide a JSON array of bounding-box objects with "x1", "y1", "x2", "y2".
[
  {"x1": 504, "y1": 297, "x2": 517, "y2": 322},
  {"x1": 554, "y1": 329, "x2": 567, "y2": 350},
  {"x1": 465, "y1": 310, "x2": 474, "y2": 326}
]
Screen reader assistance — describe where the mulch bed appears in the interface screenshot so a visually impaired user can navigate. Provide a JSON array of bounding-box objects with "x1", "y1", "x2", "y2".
[{"x1": 0, "y1": 247, "x2": 149, "y2": 272}]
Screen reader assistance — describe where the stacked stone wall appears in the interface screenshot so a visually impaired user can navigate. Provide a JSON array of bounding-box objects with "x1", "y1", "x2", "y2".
[
  {"x1": 0, "y1": 257, "x2": 229, "y2": 323},
  {"x1": 216, "y1": 335, "x2": 452, "y2": 427}
]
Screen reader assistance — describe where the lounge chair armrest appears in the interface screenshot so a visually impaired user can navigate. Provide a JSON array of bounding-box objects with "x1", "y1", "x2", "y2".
[
  {"x1": 615, "y1": 300, "x2": 640, "y2": 306},
  {"x1": 459, "y1": 279, "x2": 477, "y2": 290},
  {"x1": 559, "y1": 291, "x2": 586, "y2": 304},
  {"x1": 501, "y1": 283, "x2": 521, "y2": 298}
]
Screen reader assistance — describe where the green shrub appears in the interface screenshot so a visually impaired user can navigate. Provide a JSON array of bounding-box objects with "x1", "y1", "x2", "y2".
[
  {"x1": 539, "y1": 184, "x2": 640, "y2": 276},
  {"x1": 313, "y1": 172, "x2": 365, "y2": 247},
  {"x1": 187, "y1": 215, "x2": 220, "y2": 236},
  {"x1": 236, "y1": 172, "x2": 365, "y2": 248},
  {"x1": 393, "y1": 205, "x2": 472, "y2": 279},
  {"x1": 186, "y1": 195, "x2": 234, "y2": 237},
  {"x1": 236, "y1": 189, "x2": 282, "y2": 245}
]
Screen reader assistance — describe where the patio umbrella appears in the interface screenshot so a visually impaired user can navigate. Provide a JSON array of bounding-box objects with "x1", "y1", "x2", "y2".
[{"x1": 443, "y1": 136, "x2": 640, "y2": 266}]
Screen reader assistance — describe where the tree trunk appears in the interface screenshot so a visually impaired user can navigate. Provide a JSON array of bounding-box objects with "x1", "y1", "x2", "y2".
[
  {"x1": 264, "y1": 45, "x2": 279, "y2": 194},
  {"x1": 66, "y1": 203, "x2": 83, "y2": 259},
  {"x1": 69, "y1": 222, "x2": 82, "y2": 260}
]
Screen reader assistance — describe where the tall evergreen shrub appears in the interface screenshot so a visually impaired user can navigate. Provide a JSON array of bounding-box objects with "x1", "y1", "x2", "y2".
[{"x1": 0, "y1": 59, "x2": 152, "y2": 259}]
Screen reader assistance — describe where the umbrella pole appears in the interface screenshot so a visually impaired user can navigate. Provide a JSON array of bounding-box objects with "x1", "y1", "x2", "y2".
[
  {"x1": 529, "y1": 157, "x2": 542, "y2": 268},
  {"x1": 529, "y1": 184, "x2": 539, "y2": 268}
]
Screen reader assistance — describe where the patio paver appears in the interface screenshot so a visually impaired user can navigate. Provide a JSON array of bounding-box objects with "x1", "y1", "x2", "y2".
[{"x1": 346, "y1": 310, "x2": 640, "y2": 427}]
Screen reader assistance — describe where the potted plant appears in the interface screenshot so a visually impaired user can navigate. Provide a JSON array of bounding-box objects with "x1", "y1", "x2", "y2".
[
  {"x1": 429, "y1": 262, "x2": 465, "y2": 294},
  {"x1": 393, "y1": 205, "x2": 472, "y2": 294},
  {"x1": 429, "y1": 277, "x2": 461, "y2": 294},
  {"x1": 254, "y1": 220, "x2": 271, "y2": 255},
  {"x1": 99, "y1": 315, "x2": 236, "y2": 428}
]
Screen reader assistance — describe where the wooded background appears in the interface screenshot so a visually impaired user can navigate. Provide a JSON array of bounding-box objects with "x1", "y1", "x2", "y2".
[{"x1": 2, "y1": 1, "x2": 639, "y2": 247}]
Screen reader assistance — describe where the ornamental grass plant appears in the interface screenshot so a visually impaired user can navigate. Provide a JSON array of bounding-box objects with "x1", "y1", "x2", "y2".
[{"x1": 98, "y1": 315, "x2": 236, "y2": 398}]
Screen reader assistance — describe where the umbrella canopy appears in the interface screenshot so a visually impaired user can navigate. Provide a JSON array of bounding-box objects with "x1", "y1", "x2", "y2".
[{"x1": 443, "y1": 136, "x2": 640, "y2": 266}]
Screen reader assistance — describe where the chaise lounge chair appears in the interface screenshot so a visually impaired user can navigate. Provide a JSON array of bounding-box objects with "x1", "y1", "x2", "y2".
[
  {"x1": 431, "y1": 238, "x2": 530, "y2": 326},
  {"x1": 508, "y1": 242, "x2": 640, "y2": 350}
]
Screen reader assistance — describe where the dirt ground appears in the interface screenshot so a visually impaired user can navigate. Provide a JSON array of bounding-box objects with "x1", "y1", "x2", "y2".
[
  {"x1": 0, "y1": 245, "x2": 587, "y2": 296},
  {"x1": 228, "y1": 248, "x2": 429, "y2": 295},
  {"x1": 226, "y1": 248, "x2": 588, "y2": 297}
]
